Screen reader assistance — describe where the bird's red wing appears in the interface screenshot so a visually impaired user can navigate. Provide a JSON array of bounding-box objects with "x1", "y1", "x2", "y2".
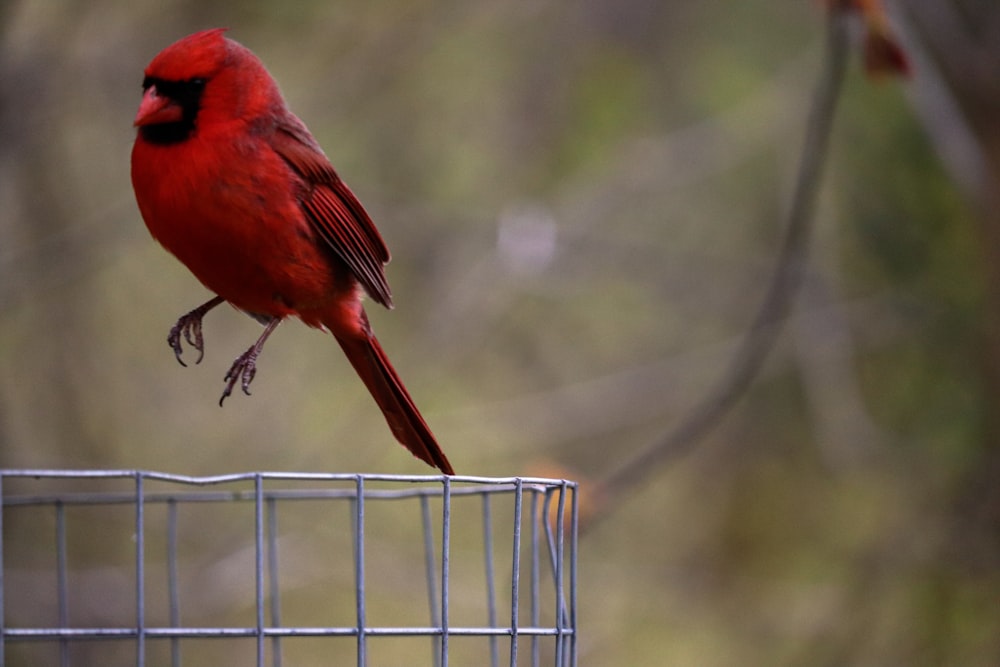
[{"x1": 270, "y1": 118, "x2": 393, "y2": 309}]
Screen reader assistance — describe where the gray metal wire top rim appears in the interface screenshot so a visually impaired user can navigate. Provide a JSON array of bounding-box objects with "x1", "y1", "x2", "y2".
[{"x1": 0, "y1": 469, "x2": 575, "y2": 485}]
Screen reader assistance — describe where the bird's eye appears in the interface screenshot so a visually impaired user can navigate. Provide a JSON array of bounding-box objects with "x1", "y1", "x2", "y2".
[{"x1": 190, "y1": 78, "x2": 207, "y2": 88}]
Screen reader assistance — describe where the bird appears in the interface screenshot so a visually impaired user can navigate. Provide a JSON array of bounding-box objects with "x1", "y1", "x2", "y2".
[{"x1": 130, "y1": 28, "x2": 454, "y2": 475}]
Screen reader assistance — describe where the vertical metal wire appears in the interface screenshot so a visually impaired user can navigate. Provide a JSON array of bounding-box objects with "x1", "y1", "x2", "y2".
[
  {"x1": 420, "y1": 495, "x2": 441, "y2": 667},
  {"x1": 167, "y1": 499, "x2": 181, "y2": 667},
  {"x1": 481, "y1": 494, "x2": 498, "y2": 667},
  {"x1": 509, "y1": 478, "x2": 523, "y2": 667},
  {"x1": 266, "y1": 497, "x2": 282, "y2": 667},
  {"x1": 353, "y1": 476, "x2": 366, "y2": 667},
  {"x1": 254, "y1": 475, "x2": 265, "y2": 667},
  {"x1": 529, "y1": 490, "x2": 540, "y2": 667},
  {"x1": 440, "y1": 477, "x2": 451, "y2": 667},
  {"x1": 568, "y1": 485, "x2": 579, "y2": 667},
  {"x1": 539, "y1": 489, "x2": 567, "y2": 666},
  {"x1": 0, "y1": 474, "x2": 5, "y2": 667},
  {"x1": 55, "y1": 502, "x2": 68, "y2": 667},
  {"x1": 135, "y1": 472, "x2": 146, "y2": 667},
  {"x1": 553, "y1": 485, "x2": 566, "y2": 667}
]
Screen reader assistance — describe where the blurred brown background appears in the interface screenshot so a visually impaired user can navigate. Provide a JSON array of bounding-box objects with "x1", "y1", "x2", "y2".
[{"x1": 1, "y1": 0, "x2": 998, "y2": 664}]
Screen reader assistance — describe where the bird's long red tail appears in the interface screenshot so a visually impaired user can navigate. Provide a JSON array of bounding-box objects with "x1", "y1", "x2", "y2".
[{"x1": 333, "y1": 326, "x2": 454, "y2": 475}]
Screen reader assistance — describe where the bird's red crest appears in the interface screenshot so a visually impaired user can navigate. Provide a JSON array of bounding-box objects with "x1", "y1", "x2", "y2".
[{"x1": 144, "y1": 27, "x2": 231, "y2": 81}]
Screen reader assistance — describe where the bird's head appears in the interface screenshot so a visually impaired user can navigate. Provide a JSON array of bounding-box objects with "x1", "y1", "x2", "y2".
[{"x1": 134, "y1": 28, "x2": 281, "y2": 145}]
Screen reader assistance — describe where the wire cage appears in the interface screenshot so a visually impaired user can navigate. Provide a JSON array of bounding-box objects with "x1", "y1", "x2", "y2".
[{"x1": 0, "y1": 470, "x2": 578, "y2": 667}]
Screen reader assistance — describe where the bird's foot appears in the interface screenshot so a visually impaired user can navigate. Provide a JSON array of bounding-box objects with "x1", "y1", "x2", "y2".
[
  {"x1": 167, "y1": 296, "x2": 225, "y2": 366},
  {"x1": 220, "y1": 347, "x2": 259, "y2": 406},
  {"x1": 168, "y1": 313, "x2": 206, "y2": 367}
]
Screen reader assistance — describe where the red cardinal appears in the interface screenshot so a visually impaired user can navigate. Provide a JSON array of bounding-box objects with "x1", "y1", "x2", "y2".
[{"x1": 130, "y1": 28, "x2": 454, "y2": 475}]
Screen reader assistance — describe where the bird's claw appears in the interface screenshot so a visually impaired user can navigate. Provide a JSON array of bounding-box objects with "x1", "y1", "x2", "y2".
[
  {"x1": 168, "y1": 310, "x2": 208, "y2": 367},
  {"x1": 167, "y1": 296, "x2": 224, "y2": 366},
  {"x1": 220, "y1": 348, "x2": 259, "y2": 406}
]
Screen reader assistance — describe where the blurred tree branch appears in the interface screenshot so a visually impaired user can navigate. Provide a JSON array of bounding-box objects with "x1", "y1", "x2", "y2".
[
  {"x1": 590, "y1": 7, "x2": 852, "y2": 522},
  {"x1": 897, "y1": 0, "x2": 1000, "y2": 569}
]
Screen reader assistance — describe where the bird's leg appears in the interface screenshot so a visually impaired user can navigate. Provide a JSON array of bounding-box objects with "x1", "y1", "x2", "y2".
[
  {"x1": 168, "y1": 296, "x2": 226, "y2": 366},
  {"x1": 220, "y1": 317, "x2": 282, "y2": 406}
]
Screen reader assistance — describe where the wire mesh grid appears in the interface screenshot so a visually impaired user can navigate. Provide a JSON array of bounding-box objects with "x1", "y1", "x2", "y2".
[{"x1": 0, "y1": 470, "x2": 577, "y2": 667}]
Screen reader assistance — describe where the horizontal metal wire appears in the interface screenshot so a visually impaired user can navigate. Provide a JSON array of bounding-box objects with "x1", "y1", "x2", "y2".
[
  {"x1": 0, "y1": 483, "x2": 558, "y2": 507},
  {"x1": 0, "y1": 469, "x2": 567, "y2": 485},
  {"x1": 5, "y1": 626, "x2": 574, "y2": 639}
]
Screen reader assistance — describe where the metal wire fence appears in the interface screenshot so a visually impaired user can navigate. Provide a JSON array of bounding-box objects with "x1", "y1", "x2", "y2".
[{"x1": 0, "y1": 470, "x2": 578, "y2": 667}]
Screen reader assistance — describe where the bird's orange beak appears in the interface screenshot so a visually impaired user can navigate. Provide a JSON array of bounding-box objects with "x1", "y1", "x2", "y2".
[{"x1": 134, "y1": 85, "x2": 182, "y2": 127}]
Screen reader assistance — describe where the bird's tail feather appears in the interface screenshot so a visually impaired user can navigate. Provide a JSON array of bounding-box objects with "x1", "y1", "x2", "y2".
[{"x1": 333, "y1": 329, "x2": 454, "y2": 475}]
